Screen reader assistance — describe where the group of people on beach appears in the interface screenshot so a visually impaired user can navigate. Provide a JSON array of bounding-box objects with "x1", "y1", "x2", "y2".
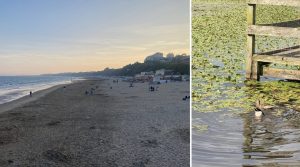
[
  {"x1": 182, "y1": 95, "x2": 190, "y2": 101},
  {"x1": 149, "y1": 86, "x2": 158, "y2": 92}
]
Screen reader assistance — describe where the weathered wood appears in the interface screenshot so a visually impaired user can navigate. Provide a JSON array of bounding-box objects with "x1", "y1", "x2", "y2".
[
  {"x1": 258, "y1": 45, "x2": 300, "y2": 55},
  {"x1": 253, "y1": 46, "x2": 300, "y2": 66},
  {"x1": 247, "y1": 4, "x2": 256, "y2": 25},
  {"x1": 253, "y1": 55, "x2": 300, "y2": 66},
  {"x1": 252, "y1": 61, "x2": 259, "y2": 80},
  {"x1": 246, "y1": 4, "x2": 256, "y2": 79},
  {"x1": 251, "y1": 61, "x2": 265, "y2": 81},
  {"x1": 248, "y1": 25, "x2": 300, "y2": 38},
  {"x1": 245, "y1": 1, "x2": 300, "y2": 81},
  {"x1": 246, "y1": 35, "x2": 256, "y2": 79},
  {"x1": 262, "y1": 67, "x2": 300, "y2": 80},
  {"x1": 247, "y1": 0, "x2": 300, "y2": 7}
]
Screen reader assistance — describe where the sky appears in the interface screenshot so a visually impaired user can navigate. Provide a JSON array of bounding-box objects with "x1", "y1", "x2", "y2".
[{"x1": 0, "y1": 0, "x2": 190, "y2": 75}]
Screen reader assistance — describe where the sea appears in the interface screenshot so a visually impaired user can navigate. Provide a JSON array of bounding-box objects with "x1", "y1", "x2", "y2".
[{"x1": 0, "y1": 75, "x2": 80, "y2": 105}]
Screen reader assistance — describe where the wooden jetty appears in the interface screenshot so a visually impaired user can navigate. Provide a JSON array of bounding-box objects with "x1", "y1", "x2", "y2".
[{"x1": 246, "y1": 0, "x2": 300, "y2": 81}]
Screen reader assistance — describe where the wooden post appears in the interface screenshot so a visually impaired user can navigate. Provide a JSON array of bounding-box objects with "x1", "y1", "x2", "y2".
[
  {"x1": 252, "y1": 61, "x2": 264, "y2": 81},
  {"x1": 246, "y1": 4, "x2": 256, "y2": 80}
]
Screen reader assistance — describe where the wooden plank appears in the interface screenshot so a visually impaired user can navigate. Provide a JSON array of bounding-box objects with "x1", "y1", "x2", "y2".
[
  {"x1": 258, "y1": 45, "x2": 300, "y2": 55},
  {"x1": 262, "y1": 67, "x2": 300, "y2": 80},
  {"x1": 247, "y1": 0, "x2": 300, "y2": 7},
  {"x1": 246, "y1": 4, "x2": 256, "y2": 80},
  {"x1": 253, "y1": 54, "x2": 300, "y2": 66},
  {"x1": 248, "y1": 25, "x2": 300, "y2": 38},
  {"x1": 253, "y1": 46, "x2": 300, "y2": 65}
]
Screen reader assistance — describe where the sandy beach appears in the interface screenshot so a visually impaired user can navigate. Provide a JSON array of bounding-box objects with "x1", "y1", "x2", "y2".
[{"x1": 0, "y1": 79, "x2": 190, "y2": 167}]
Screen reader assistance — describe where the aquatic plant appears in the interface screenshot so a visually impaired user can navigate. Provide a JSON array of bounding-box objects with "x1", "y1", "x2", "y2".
[{"x1": 192, "y1": 0, "x2": 300, "y2": 114}]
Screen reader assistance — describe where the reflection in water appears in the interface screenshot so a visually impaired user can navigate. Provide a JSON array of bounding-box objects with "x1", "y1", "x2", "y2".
[
  {"x1": 193, "y1": 110, "x2": 300, "y2": 167},
  {"x1": 242, "y1": 111, "x2": 300, "y2": 166}
]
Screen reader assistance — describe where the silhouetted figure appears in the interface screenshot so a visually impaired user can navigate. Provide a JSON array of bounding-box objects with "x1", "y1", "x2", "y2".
[
  {"x1": 183, "y1": 96, "x2": 189, "y2": 101},
  {"x1": 30, "y1": 91, "x2": 32, "y2": 97},
  {"x1": 150, "y1": 86, "x2": 154, "y2": 92}
]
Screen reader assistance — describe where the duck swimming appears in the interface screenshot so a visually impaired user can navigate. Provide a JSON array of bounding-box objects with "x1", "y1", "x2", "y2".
[
  {"x1": 255, "y1": 107, "x2": 264, "y2": 117},
  {"x1": 255, "y1": 100, "x2": 273, "y2": 118}
]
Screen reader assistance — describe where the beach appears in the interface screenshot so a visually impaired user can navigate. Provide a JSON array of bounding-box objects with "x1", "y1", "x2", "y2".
[{"x1": 0, "y1": 79, "x2": 190, "y2": 166}]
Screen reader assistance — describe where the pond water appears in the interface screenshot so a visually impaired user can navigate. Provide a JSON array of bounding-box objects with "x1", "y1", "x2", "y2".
[
  {"x1": 192, "y1": 1, "x2": 300, "y2": 166},
  {"x1": 193, "y1": 109, "x2": 300, "y2": 166}
]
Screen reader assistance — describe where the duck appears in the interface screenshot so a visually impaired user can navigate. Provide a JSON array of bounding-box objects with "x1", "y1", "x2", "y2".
[{"x1": 254, "y1": 100, "x2": 273, "y2": 118}]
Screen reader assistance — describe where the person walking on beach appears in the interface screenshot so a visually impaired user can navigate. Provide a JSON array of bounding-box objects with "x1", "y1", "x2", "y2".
[{"x1": 30, "y1": 91, "x2": 32, "y2": 97}]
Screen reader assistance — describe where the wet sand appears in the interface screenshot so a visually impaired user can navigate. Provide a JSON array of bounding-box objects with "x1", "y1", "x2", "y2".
[{"x1": 0, "y1": 79, "x2": 190, "y2": 167}]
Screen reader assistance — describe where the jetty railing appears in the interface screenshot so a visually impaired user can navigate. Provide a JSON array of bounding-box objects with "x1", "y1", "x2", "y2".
[{"x1": 246, "y1": 0, "x2": 300, "y2": 80}]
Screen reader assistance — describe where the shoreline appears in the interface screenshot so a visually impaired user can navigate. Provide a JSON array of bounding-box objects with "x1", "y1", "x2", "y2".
[
  {"x1": 0, "y1": 76, "x2": 79, "y2": 106},
  {"x1": 0, "y1": 79, "x2": 86, "y2": 114},
  {"x1": 0, "y1": 78, "x2": 89, "y2": 114},
  {"x1": 0, "y1": 84, "x2": 67, "y2": 114}
]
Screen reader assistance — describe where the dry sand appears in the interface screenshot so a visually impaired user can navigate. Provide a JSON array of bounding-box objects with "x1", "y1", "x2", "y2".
[{"x1": 0, "y1": 79, "x2": 190, "y2": 167}]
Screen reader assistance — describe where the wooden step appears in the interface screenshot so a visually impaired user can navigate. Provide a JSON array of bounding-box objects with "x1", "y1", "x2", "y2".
[
  {"x1": 248, "y1": 25, "x2": 300, "y2": 38},
  {"x1": 253, "y1": 46, "x2": 300, "y2": 66},
  {"x1": 247, "y1": 0, "x2": 300, "y2": 7}
]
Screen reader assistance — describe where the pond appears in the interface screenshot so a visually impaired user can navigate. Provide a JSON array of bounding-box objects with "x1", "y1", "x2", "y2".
[{"x1": 192, "y1": 0, "x2": 300, "y2": 166}]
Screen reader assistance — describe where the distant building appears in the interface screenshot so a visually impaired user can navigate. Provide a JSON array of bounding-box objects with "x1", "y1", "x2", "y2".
[
  {"x1": 155, "y1": 69, "x2": 174, "y2": 76},
  {"x1": 144, "y1": 52, "x2": 164, "y2": 62},
  {"x1": 155, "y1": 69, "x2": 165, "y2": 76},
  {"x1": 153, "y1": 75, "x2": 163, "y2": 82},
  {"x1": 174, "y1": 54, "x2": 190, "y2": 64},
  {"x1": 141, "y1": 71, "x2": 154, "y2": 76},
  {"x1": 134, "y1": 71, "x2": 154, "y2": 82},
  {"x1": 166, "y1": 53, "x2": 175, "y2": 61}
]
